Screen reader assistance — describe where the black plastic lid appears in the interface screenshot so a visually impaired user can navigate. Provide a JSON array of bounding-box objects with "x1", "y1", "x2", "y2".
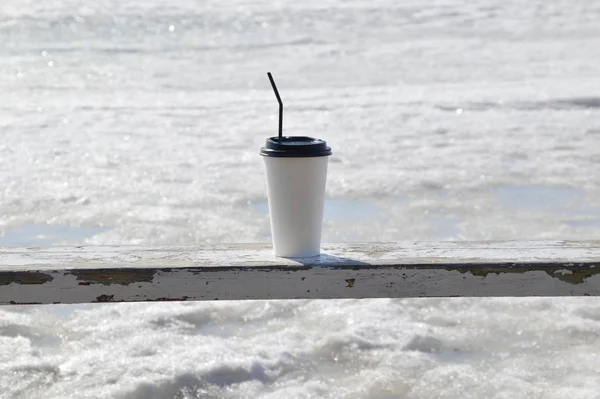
[{"x1": 260, "y1": 136, "x2": 332, "y2": 158}]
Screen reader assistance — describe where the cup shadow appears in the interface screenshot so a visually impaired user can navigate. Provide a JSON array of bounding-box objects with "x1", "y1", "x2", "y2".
[{"x1": 278, "y1": 253, "x2": 371, "y2": 267}]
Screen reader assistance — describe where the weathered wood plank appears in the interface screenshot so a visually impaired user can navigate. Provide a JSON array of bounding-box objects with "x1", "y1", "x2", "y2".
[{"x1": 1, "y1": 241, "x2": 600, "y2": 304}]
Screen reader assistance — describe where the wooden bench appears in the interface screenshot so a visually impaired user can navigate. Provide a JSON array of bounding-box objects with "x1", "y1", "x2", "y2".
[{"x1": 1, "y1": 241, "x2": 600, "y2": 305}]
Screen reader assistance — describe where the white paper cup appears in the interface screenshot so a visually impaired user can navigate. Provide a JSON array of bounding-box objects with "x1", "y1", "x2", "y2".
[{"x1": 260, "y1": 136, "x2": 332, "y2": 257}]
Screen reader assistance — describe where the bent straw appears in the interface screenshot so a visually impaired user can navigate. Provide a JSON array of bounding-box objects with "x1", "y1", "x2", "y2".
[{"x1": 267, "y1": 72, "x2": 283, "y2": 140}]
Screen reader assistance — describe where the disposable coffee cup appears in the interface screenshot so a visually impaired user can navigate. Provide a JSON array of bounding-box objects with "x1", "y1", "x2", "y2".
[{"x1": 260, "y1": 136, "x2": 332, "y2": 257}]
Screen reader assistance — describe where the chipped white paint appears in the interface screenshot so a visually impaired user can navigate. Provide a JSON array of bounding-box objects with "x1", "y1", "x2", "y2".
[{"x1": 1, "y1": 241, "x2": 600, "y2": 304}]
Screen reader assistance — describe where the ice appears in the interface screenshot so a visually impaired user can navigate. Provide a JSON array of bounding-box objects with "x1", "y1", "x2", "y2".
[{"x1": 2, "y1": 0, "x2": 600, "y2": 397}]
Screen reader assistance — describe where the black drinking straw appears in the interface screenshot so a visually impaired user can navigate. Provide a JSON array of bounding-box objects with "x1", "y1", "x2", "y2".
[{"x1": 267, "y1": 72, "x2": 283, "y2": 140}]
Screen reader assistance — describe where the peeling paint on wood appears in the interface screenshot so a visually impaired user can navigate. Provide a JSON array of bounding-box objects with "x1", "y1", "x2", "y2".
[
  {"x1": 152, "y1": 296, "x2": 189, "y2": 302},
  {"x1": 94, "y1": 294, "x2": 115, "y2": 303},
  {"x1": 1, "y1": 242, "x2": 600, "y2": 305},
  {"x1": 444, "y1": 263, "x2": 600, "y2": 285},
  {"x1": 70, "y1": 269, "x2": 156, "y2": 286},
  {"x1": 0, "y1": 272, "x2": 53, "y2": 286}
]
